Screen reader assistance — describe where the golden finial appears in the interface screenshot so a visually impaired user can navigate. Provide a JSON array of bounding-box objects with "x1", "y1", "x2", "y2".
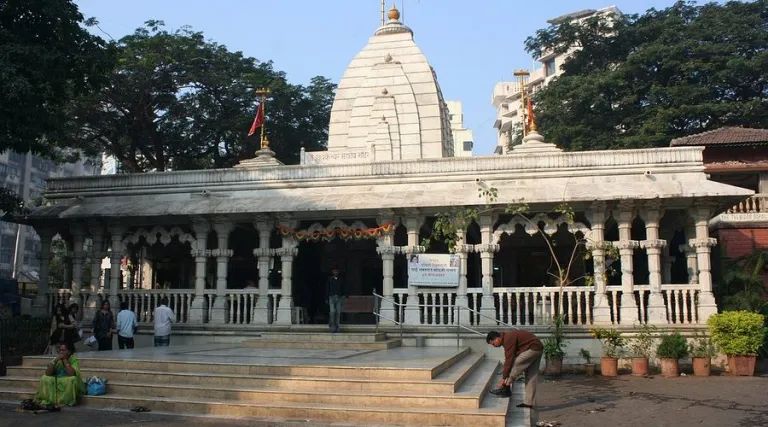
[
  {"x1": 261, "y1": 135, "x2": 270, "y2": 150},
  {"x1": 388, "y1": 2, "x2": 400, "y2": 21}
]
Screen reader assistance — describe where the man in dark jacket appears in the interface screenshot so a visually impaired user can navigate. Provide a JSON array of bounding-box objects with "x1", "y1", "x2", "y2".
[
  {"x1": 486, "y1": 329, "x2": 543, "y2": 408},
  {"x1": 326, "y1": 267, "x2": 345, "y2": 333}
]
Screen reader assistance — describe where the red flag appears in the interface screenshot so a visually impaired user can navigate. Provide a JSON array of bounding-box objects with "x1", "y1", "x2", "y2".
[
  {"x1": 248, "y1": 103, "x2": 264, "y2": 136},
  {"x1": 526, "y1": 97, "x2": 534, "y2": 131}
]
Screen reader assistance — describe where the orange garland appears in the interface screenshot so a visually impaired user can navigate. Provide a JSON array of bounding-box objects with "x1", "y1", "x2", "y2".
[{"x1": 277, "y1": 223, "x2": 395, "y2": 242}]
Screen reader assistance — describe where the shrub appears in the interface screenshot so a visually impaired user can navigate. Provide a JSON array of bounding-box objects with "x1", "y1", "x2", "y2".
[
  {"x1": 579, "y1": 348, "x2": 592, "y2": 364},
  {"x1": 707, "y1": 311, "x2": 766, "y2": 356},
  {"x1": 688, "y1": 333, "x2": 717, "y2": 358},
  {"x1": 543, "y1": 315, "x2": 566, "y2": 360},
  {"x1": 656, "y1": 333, "x2": 689, "y2": 360},
  {"x1": 628, "y1": 324, "x2": 657, "y2": 358},
  {"x1": 590, "y1": 328, "x2": 625, "y2": 358}
]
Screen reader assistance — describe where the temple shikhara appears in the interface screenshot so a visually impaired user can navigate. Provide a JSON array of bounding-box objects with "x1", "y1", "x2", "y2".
[{"x1": 19, "y1": 4, "x2": 752, "y2": 339}]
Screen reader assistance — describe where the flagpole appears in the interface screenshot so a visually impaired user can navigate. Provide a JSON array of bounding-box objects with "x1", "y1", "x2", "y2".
[
  {"x1": 513, "y1": 70, "x2": 530, "y2": 136},
  {"x1": 255, "y1": 87, "x2": 271, "y2": 149}
]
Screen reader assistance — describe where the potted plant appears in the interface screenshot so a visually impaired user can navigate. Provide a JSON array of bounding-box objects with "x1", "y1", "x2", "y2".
[
  {"x1": 590, "y1": 328, "x2": 625, "y2": 377},
  {"x1": 543, "y1": 315, "x2": 566, "y2": 376},
  {"x1": 656, "y1": 332, "x2": 689, "y2": 377},
  {"x1": 628, "y1": 324, "x2": 656, "y2": 376},
  {"x1": 579, "y1": 348, "x2": 596, "y2": 376},
  {"x1": 708, "y1": 311, "x2": 765, "y2": 376},
  {"x1": 688, "y1": 333, "x2": 717, "y2": 377}
]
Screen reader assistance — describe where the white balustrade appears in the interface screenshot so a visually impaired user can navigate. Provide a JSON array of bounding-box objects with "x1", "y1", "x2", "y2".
[
  {"x1": 493, "y1": 287, "x2": 593, "y2": 326},
  {"x1": 727, "y1": 194, "x2": 768, "y2": 214},
  {"x1": 267, "y1": 289, "x2": 281, "y2": 324},
  {"x1": 117, "y1": 290, "x2": 194, "y2": 324},
  {"x1": 662, "y1": 285, "x2": 699, "y2": 324},
  {"x1": 226, "y1": 291, "x2": 260, "y2": 325}
]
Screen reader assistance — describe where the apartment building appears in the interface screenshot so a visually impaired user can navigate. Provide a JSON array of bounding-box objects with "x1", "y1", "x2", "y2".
[{"x1": 445, "y1": 101, "x2": 474, "y2": 157}]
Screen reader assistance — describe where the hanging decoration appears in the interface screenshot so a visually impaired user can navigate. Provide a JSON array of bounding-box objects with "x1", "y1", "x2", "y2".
[{"x1": 277, "y1": 223, "x2": 396, "y2": 242}]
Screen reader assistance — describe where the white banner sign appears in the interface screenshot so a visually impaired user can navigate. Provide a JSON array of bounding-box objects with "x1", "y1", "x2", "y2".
[{"x1": 407, "y1": 254, "x2": 460, "y2": 287}]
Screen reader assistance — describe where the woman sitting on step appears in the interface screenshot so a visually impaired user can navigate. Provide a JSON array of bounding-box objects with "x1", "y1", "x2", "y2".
[{"x1": 35, "y1": 341, "x2": 85, "y2": 407}]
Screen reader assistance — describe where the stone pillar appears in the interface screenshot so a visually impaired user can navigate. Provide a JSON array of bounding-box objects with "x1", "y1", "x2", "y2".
[
  {"x1": 641, "y1": 204, "x2": 667, "y2": 324},
  {"x1": 253, "y1": 218, "x2": 274, "y2": 324},
  {"x1": 662, "y1": 245, "x2": 674, "y2": 284},
  {"x1": 69, "y1": 224, "x2": 86, "y2": 309},
  {"x1": 189, "y1": 219, "x2": 210, "y2": 323},
  {"x1": 690, "y1": 205, "x2": 718, "y2": 321},
  {"x1": 210, "y1": 219, "x2": 234, "y2": 324},
  {"x1": 455, "y1": 230, "x2": 472, "y2": 326},
  {"x1": 84, "y1": 222, "x2": 105, "y2": 320},
  {"x1": 616, "y1": 204, "x2": 639, "y2": 323},
  {"x1": 376, "y1": 246, "x2": 397, "y2": 323},
  {"x1": 588, "y1": 203, "x2": 611, "y2": 324},
  {"x1": 680, "y1": 244, "x2": 699, "y2": 284},
  {"x1": 107, "y1": 224, "x2": 126, "y2": 310},
  {"x1": 478, "y1": 212, "x2": 499, "y2": 325},
  {"x1": 32, "y1": 227, "x2": 55, "y2": 314},
  {"x1": 402, "y1": 213, "x2": 425, "y2": 325},
  {"x1": 275, "y1": 243, "x2": 298, "y2": 325}
]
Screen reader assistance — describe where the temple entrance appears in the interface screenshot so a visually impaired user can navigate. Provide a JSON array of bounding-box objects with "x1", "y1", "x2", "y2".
[{"x1": 293, "y1": 238, "x2": 382, "y2": 325}]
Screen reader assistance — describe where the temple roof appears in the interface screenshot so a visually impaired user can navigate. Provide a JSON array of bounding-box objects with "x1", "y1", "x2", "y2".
[{"x1": 325, "y1": 4, "x2": 454, "y2": 162}]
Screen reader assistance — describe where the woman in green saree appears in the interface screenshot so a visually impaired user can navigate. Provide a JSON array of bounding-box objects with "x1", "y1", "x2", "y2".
[{"x1": 35, "y1": 341, "x2": 85, "y2": 407}]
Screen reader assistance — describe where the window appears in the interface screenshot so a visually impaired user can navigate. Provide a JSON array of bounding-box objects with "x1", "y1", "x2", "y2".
[
  {"x1": 463, "y1": 141, "x2": 473, "y2": 151},
  {"x1": 545, "y1": 58, "x2": 557, "y2": 77},
  {"x1": 7, "y1": 152, "x2": 24, "y2": 164},
  {"x1": 0, "y1": 249, "x2": 13, "y2": 264},
  {"x1": 448, "y1": 114, "x2": 454, "y2": 121}
]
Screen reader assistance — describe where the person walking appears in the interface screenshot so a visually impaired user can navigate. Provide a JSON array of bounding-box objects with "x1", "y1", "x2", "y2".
[
  {"x1": 91, "y1": 300, "x2": 115, "y2": 351},
  {"x1": 326, "y1": 267, "x2": 345, "y2": 333},
  {"x1": 486, "y1": 329, "x2": 543, "y2": 408},
  {"x1": 116, "y1": 301, "x2": 138, "y2": 349},
  {"x1": 153, "y1": 297, "x2": 174, "y2": 347}
]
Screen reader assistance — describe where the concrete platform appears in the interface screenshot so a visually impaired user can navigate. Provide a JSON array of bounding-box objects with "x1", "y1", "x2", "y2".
[{"x1": 1, "y1": 341, "x2": 528, "y2": 426}]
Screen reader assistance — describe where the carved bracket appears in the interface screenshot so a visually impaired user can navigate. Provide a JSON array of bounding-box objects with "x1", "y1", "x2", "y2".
[
  {"x1": 688, "y1": 237, "x2": 718, "y2": 249},
  {"x1": 640, "y1": 239, "x2": 667, "y2": 250}
]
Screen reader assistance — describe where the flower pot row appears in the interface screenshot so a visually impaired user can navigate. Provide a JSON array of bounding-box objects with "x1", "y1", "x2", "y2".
[{"x1": 596, "y1": 355, "x2": 756, "y2": 377}]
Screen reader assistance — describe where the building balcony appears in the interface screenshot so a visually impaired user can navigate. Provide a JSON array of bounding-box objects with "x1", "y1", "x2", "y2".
[
  {"x1": 492, "y1": 82, "x2": 520, "y2": 107},
  {"x1": 711, "y1": 193, "x2": 768, "y2": 227}
]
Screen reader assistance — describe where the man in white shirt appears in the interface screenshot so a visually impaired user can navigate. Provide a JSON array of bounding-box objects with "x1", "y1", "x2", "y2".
[
  {"x1": 116, "y1": 301, "x2": 138, "y2": 349},
  {"x1": 153, "y1": 297, "x2": 174, "y2": 347}
]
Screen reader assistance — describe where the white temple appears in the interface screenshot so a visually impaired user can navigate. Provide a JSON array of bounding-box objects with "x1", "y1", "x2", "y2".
[{"x1": 20, "y1": 4, "x2": 752, "y2": 339}]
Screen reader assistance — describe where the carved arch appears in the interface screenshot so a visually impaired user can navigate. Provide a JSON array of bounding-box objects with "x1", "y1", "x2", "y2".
[{"x1": 123, "y1": 225, "x2": 197, "y2": 247}]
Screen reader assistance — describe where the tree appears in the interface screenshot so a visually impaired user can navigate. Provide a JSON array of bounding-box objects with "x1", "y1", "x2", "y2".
[
  {"x1": 68, "y1": 22, "x2": 336, "y2": 172},
  {"x1": 0, "y1": 0, "x2": 112, "y2": 159},
  {"x1": 524, "y1": 0, "x2": 768, "y2": 151}
]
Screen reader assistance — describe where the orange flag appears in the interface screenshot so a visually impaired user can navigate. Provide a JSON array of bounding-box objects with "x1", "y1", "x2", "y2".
[
  {"x1": 526, "y1": 97, "x2": 534, "y2": 131},
  {"x1": 248, "y1": 103, "x2": 264, "y2": 136}
]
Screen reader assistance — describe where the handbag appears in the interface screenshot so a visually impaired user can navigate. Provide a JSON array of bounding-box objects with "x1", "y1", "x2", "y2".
[
  {"x1": 86, "y1": 377, "x2": 107, "y2": 396},
  {"x1": 84, "y1": 336, "x2": 97, "y2": 347}
]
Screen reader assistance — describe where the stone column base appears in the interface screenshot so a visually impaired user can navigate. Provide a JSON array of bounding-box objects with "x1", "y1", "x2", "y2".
[
  {"x1": 188, "y1": 296, "x2": 208, "y2": 324},
  {"x1": 479, "y1": 295, "x2": 497, "y2": 325},
  {"x1": 403, "y1": 301, "x2": 421, "y2": 325},
  {"x1": 209, "y1": 296, "x2": 229, "y2": 325},
  {"x1": 378, "y1": 298, "x2": 397, "y2": 325},
  {"x1": 274, "y1": 296, "x2": 293, "y2": 325},
  {"x1": 252, "y1": 298, "x2": 271, "y2": 325},
  {"x1": 592, "y1": 294, "x2": 613, "y2": 325},
  {"x1": 619, "y1": 292, "x2": 639, "y2": 325},
  {"x1": 697, "y1": 291, "x2": 718, "y2": 322},
  {"x1": 646, "y1": 291, "x2": 667, "y2": 324}
]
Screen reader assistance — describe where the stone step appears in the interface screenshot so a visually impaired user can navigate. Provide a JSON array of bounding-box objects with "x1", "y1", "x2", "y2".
[
  {"x1": 259, "y1": 332, "x2": 389, "y2": 343},
  {"x1": 241, "y1": 338, "x2": 402, "y2": 350},
  {"x1": 21, "y1": 347, "x2": 466, "y2": 381},
  {"x1": 0, "y1": 389, "x2": 509, "y2": 427},
  {"x1": 9, "y1": 351, "x2": 483, "y2": 394}
]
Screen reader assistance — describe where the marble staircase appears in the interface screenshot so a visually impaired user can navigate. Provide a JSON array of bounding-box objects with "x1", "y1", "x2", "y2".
[{"x1": 0, "y1": 335, "x2": 522, "y2": 426}]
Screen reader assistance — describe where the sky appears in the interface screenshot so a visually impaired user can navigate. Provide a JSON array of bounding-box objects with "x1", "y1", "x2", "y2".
[{"x1": 74, "y1": 0, "x2": 688, "y2": 155}]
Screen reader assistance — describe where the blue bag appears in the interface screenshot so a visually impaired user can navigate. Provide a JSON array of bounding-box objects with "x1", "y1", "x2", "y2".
[{"x1": 87, "y1": 377, "x2": 107, "y2": 396}]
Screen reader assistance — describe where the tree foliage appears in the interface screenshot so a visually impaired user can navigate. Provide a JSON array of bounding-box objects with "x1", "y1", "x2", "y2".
[
  {"x1": 0, "y1": 0, "x2": 112, "y2": 160},
  {"x1": 67, "y1": 22, "x2": 335, "y2": 172},
  {"x1": 525, "y1": 0, "x2": 768, "y2": 151}
]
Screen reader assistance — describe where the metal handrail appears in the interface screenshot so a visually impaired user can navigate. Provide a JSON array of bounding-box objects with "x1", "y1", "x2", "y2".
[{"x1": 371, "y1": 292, "x2": 518, "y2": 347}]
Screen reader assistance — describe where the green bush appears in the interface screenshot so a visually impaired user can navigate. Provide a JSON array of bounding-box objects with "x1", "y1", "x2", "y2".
[
  {"x1": 656, "y1": 333, "x2": 689, "y2": 360},
  {"x1": 579, "y1": 348, "x2": 592, "y2": 364},
  {"x1": 708, "y1": 311, "x2": 766, "y2": 356},
  {"x1": 688, "y1": 333, "x2": 717, "y2": 358},
  {"x1": 590, "y1": 327, "x2": 625, "y2": 358},
  {"x1": 628, "y1": 324, "x2": 657, "y2": 358},
  {"x1": 543, "y1": 315, "x2": 566, "y2": 360}
]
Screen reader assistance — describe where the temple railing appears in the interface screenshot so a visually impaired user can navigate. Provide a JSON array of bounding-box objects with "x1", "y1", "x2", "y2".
[{"x1": 726, "y1": 193, "x2": 768, "y2": 214}]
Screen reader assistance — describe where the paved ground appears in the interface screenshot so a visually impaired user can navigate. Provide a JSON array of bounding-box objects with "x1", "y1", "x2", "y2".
[
  {"x1": 1, "y1": 375, "x2": 766, "y2": 427},
  {"x1": 533, "y1": 373, "x2": 768, "y2": 427}
]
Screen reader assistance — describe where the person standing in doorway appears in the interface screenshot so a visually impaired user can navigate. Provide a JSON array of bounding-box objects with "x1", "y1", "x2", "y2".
[
  {"x1": 91, "y1": 300, "x2": 115, "y2": 351},
  {"x1": 326, "y1": 267, "x2": 345, "y2": 333},
  {"x1": 486, "y1": 329, "x2": 543, "y2": 408},
  {"x1": 153, "y1": 297, "x2": 174, "y2": 347},
  {"x1": 116, "y1": 301, "x2": 138, "y2": 349}
]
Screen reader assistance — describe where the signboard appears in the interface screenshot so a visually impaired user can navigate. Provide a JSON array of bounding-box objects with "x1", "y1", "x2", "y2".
[{"x1": 407, "y1": 254, "x2": 460, "y2": 287}]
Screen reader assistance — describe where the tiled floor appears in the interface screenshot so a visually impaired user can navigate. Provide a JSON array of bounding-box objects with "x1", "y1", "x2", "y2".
[{"x1": 68, "y1": 344, "x2": 469, "y2": 370}]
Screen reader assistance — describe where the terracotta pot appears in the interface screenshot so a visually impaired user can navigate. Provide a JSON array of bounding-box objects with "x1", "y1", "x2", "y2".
[
  {"x1": 660, "y1": 358, "x2": 680, "y2": 377},
  {"x1": 692, "y1": 357, "x2": 711, "y2": 377},
  {"x1": 600, "y1": 357, "x2": 618, "y2": 377},
  {"x1": 727, "y1": 355, "x2": 756, "y2": 376},
  {"x1": 544, "y1": 358, "x2": 563, "y2": 376},
  {"x1": 631, "y1": 357, "x2": 649, "y2": 376},
  {"x1": 584, "y1": 363, "x2": 596, "y2": 377}
]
